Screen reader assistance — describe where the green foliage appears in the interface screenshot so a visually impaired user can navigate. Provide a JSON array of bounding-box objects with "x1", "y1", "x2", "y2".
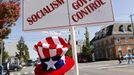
[
  {"x1": 23, "y1": 44, "x2": 30, "y2": 63},
  {"x1": 0, "y1": 28, "x2": 11, "y2": 39},
  {"x1": 0, "y1": 2, "x2": 20, "y2": 25},
  {"x1": 2, "y1": 51, "x2": 9, "y2": 63},
  {"x1": 65, "y1": 47, "x2": 72, "y2": 57},
  {"x1": 85, "y1": 27, "x2": 90, "y2": 48},
  {"x1": 65, "y1": 35, "x2": 72, "y2": 57},
  {"x1": 16, "y1": 36, "x2": 30, "y2": 63},
  {"x1": 0, "y1": 1, "x2": 20, "y2": 39},
  {"x1": 81, "y1": 27, "x2": 91, "y2": 61},
  {"x1": 0, "y1": 1, "x2": 20, "y2": 64}
]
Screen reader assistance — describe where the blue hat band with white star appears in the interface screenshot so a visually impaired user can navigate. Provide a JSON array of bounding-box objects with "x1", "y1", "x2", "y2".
[{"x1": 41, "y1": 56, "x2": 66, "y2": 71}]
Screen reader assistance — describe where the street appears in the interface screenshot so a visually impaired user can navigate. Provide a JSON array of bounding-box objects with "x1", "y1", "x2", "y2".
[
  {"x1": 10, "y1": 66, "x2": 34, "y2": 75},
  {"x1": 78, "y1": 60, "x2": 134, "y2": 75},
  {"x1": 10, "y1": 60, "x2": 134, "y2": 75}
]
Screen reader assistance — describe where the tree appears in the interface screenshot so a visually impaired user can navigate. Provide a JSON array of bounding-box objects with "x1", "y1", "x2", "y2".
[
  {"x1": 0, "y1": 41, "x2": 9, "y2": 63},
  {"x1": 23, "y1": 44, "x2": 30, "y2": 63},
  {"x1": 0, "y1": 1, "x2": 20, "y2": 39},
  {"x1": 0, "y1": 1, "x2": 20, "y2": 64},
  {"x1": 85, "y1": 27, "x2": 90, "y2": 48},
  {"x1": 81, "y1": 27, "x2": 91, "y2": 61},
  {"x1": 65, "y1": 46, "x2": 72, "y2": 57},
  {"x1": 16, "y1": 36, "x2": 30, "y2": 63},
  {"x1": 2, "y1": 51, "x2": 9, "y2": 62},
  {"x1": 65, "y1": 34, "x2": 72, "y2": 57}
]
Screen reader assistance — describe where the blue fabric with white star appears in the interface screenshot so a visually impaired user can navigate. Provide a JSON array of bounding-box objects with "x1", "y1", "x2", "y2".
[{"x1": 40, "y1": 56, "x2": 65, "y2": 71}]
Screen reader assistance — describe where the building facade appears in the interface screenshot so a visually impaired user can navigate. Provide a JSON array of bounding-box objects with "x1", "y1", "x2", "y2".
[{"x1": 92, "y1": 23, "x2": 134, "y2": 60}]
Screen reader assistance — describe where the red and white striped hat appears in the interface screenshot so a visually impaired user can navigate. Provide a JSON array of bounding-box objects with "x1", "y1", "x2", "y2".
[{"x1": 34, "y1": 36, "x2": 69, "y2": 59}]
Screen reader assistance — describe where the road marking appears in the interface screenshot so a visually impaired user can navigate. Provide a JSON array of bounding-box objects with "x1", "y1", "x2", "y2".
[
  {"x1": 24, "y1": 72, "x2": 28, "y2": 74},
  {"x1": 83, "y1": 74, "x2": 89, "y2": 75},
  {"x1": 10, "y1": 72, "x2": 34, "y2": 75},
  {"x1": 97, "y1": 64, "x2": 134, "y2": 70},
  {"x1": 23, "y1": 67, "x2": 26, "y2": 69},
  {"x1": 31, "y1": 71, "x2": 34, "y2": 74},
  {"x1": 79, "y1": 64, "x2": 113, "y2": 69},
  {"x1": 17, "y1": 73, "x2": 21, "y2": 75},
  {"x1": 109, "y1": 68, "x2": 134, "y2": 73}
]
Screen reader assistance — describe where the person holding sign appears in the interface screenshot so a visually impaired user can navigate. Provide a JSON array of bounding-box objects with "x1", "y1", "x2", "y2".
[{"x1": 34, "y1": 36, "x2": 74, "y2": 75}]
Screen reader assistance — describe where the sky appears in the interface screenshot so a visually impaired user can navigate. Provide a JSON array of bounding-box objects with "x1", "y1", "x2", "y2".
[{"x1": 4, "y1": 0, "x2": 134, "y2": 59}]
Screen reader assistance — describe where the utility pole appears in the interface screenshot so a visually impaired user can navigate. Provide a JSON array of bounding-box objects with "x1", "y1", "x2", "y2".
[
  {"x1": 130, "y1": 14, "x2": 134, "y2": 36},
  {"x1": 0, "y1": 39, "x2": 3, "y2": 64}
]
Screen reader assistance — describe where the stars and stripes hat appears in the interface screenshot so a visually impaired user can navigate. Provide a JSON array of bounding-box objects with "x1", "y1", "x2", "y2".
[
  {"x1": 34, "y1": 36, "x2": 74, "y2": 75},
  {"x1": 34, "y1": 36, "x2": 69, "y2": 59}
]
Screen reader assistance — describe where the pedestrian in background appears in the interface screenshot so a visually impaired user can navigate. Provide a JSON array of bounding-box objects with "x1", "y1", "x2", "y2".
[
  {"x1": 126, "y1": 50, "x2": 133, "y2": 64},
  {"x1": 118, "y1": 52, "x2": 123, "y2": 64},
  {"x1": 5, "y1": 59, "x2": 10, "y2": 75}
]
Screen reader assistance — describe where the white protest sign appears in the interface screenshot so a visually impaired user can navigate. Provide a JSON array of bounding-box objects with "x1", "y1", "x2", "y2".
[
  {"x1": 23, "y1": 0, "x2": 114, "y2": 31},
  {"x1": 23, "y1": 0, "x2": 69, "y2": 31},
  {"x1": 68, "y1": 0, "x2": 114, "y2": 25}
]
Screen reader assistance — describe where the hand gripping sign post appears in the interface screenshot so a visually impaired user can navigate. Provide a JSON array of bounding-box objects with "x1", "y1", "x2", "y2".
[{"x1": 23, "y1": 0, "x2": 114, "y2": 75}]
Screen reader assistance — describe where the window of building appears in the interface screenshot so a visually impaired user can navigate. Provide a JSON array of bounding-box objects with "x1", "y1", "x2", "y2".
[
  {"x1": 116, "y1": 37, "x2": 121, "y2": 44},
  {"x1": 127, "y1": 46, "x2": 131, "y2": 52},
  {"x1": 118, "y1": 50, "x2": 123, "y2": 56},
  {"x1": 127, "y1": 25, "x2": 132, "y2": 32},
  {"x1": 95, "y1": 32, "x2": 99, "y2": 39},
  {"x1": 132, "y1": 48, "x2": 134, "y2": 54},
  {"x1": 98, "y1": 31, "x2": 102, "y2": 38},
  {"x1": 119, "y1": 25, "x2": 124, "y2": 32},
  {"x1": 125, "y1": 36, "x2": 129, "y2": 43}
]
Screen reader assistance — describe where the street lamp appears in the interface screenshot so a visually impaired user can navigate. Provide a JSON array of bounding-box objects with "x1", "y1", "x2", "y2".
[{"x1": 130, "y1": 14, "x2": 134, "y2": 36}]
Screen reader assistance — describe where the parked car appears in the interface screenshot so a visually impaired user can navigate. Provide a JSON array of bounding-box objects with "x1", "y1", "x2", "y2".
[
  {"x1": 2, "y1": 63, "x2": 8, "y2": 74},
  {"x1": 27, "y1": 60, "x2": 33, "y2": 66},
  {"x1": 9, "y1": 63, "x2": 22, "y2": 71},
  {"x1": 34, "y1": 60, "x2": 41, "y2": 66},
  {"x1": 7, "y1": 56, "x2": 22, "y2": 71}
]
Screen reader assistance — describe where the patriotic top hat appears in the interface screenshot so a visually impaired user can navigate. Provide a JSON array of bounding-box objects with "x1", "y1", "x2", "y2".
[{"x1": 34, "y1": 36, "x2": 74, "y2": 75}]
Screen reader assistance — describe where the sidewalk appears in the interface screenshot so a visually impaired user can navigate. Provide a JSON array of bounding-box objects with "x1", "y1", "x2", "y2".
[{"x1": 63, "y1": 60, "x2": 134, "y2": 75}]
